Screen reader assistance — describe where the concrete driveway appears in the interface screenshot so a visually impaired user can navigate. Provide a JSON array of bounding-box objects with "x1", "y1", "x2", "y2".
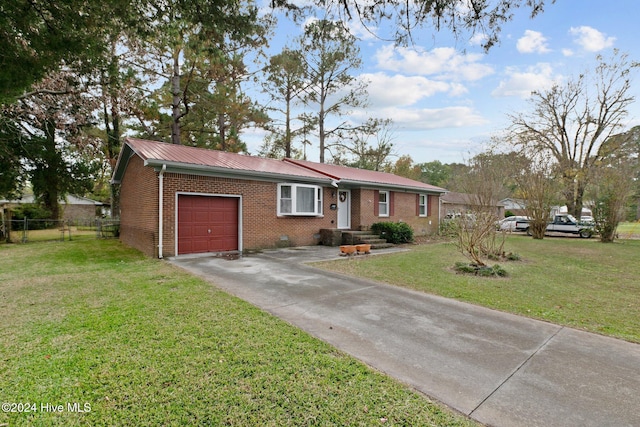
[{"x1": 169, "y1": 246, "x2": 640, "y2": 427}]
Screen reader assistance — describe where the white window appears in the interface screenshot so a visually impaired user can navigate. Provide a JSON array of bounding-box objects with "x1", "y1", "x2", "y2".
[
  {"x1": 419, "y1": 194, "x2": 428, "y2": 217},
  {"x1": 378, "y1": 191, "x2": 389, "y2": 217},
  {"x1": 278, "y1": 184, "x2": 323, "y2": 216}
]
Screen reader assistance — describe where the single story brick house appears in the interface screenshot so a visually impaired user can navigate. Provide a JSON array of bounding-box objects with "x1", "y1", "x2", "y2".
[
  {"x1": 441, "y1": 192, "x2": 505, "y2": 219},
  {"x1": 111, "y1": 138, "x2": 447, "y2": 258}
]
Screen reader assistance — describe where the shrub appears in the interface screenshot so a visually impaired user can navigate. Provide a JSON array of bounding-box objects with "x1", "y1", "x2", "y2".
[
  {"x1": 506, "y1": 252, "x2": 521, "y2": 261},
  {"x1": 371, "y1": 222, "x2": 414, "y2": 244},
  {"x1": 9, "y1": 204, "x2": 55, "y2": 230},
  {"x1": 438, "y1": 219, "x2": 458, "y2": 237},
  {"x1": 10, "y1": 204, "x2": 52, "y2": 220},
  {"x1": 454, "y1": 262, "x2": 507, "y2": 277}
]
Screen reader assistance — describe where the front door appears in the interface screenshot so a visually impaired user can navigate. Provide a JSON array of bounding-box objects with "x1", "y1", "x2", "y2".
[{"x1": 337, "y1": 190, "x2": 350, "y2": 229}]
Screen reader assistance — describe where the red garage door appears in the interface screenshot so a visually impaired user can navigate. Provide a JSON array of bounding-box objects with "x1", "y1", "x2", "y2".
[{"x1": 178, "y1": 195, "x2": 239, "y2": 255}]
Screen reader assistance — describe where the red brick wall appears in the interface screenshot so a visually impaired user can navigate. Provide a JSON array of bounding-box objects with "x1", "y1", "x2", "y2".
[
  {"x1": 118, "y1": 155, "x2": 441, "y2": 257},
  {"x1": 354, "y1": 189, "x2": 440, "y2": 235},
  {"x1": 118, "y1": 155, "x2": 159, "y2": 257},
  {"x1": 160, "y1": 173, "x2": 340, "y2": 256}
]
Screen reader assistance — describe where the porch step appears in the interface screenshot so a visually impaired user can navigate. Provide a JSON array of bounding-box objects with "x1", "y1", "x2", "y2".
[{"x1": 341, "y1": 231, "x2": 392, "y2": 249}]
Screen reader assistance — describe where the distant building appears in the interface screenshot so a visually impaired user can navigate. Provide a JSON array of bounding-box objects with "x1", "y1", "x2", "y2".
[
  {"x1": 441, "y1": 192, "x2": 505, "y2": 219},
  {"x1": 0, "y1": 194, "x2": 104, "y2": 221}
]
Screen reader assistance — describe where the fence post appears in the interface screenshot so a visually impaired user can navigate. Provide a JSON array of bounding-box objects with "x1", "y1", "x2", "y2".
[{"x1": 22, "y1": 218, "x2": 27, "y2": 243}]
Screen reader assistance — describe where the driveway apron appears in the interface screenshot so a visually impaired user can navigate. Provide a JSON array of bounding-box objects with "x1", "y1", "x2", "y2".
[{"x1": 169, "y1": 246, "x2": 640, "y2": 427}]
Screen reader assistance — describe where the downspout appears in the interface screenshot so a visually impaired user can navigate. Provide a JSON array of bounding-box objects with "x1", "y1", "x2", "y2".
[
  {"x1": 158, "y1": 164, "x2": 167, "y2": 258},
  {"x1": 438, "y1": 194, "x2": 443, "y2": 233}
]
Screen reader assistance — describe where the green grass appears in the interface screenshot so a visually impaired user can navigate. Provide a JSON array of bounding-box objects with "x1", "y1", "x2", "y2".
[
  {"x1": 0, "y1": 240, "x2": 476, "y2": 426},
  {"x1": 315, "y1": 235, "x2": 640, "y2": 343},
  {"x1": 6, "y1": 226, "x2": 97, "y2": 243},
  {"x1": 616, "y1": 221, "x2": 640, "y2": 239}
]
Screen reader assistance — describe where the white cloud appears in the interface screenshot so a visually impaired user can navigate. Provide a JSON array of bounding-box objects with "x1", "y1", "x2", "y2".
[
  {"x1": 517, "y1": 30, "x2": 551, "y2": 54},
  {"x1": 360, "y1": 73, "x2": 463, "y2": 107},
  {"x1": 469, "y1": 33, "x2": 489, "y2": 47},
  {"x1": 569, "y1": 26, "x2": 616, "y2": 52},
  {"x1": 374, "y1": 45, "x2": 494, "y2": 81},
  {"x1": 368, "y1": 106, "x2": 488, "y2": 130},
  {"x1": 492, "y1": 63, "x2": 560, "y2": 98}
]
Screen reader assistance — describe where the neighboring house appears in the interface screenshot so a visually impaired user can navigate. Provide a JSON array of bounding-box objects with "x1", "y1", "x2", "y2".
[
  {"x1": 0, "y1": 194, "x2": 104, "y2": 222},
  {"x1": 111, "y1": 138, "x2": 447, "y2": 258},
  {"x1": 441, "y1": 192, "x2": 505, "y2": 219},
  {"x1": 499, "y1": 198, "x2": 528, "y2": 217}
]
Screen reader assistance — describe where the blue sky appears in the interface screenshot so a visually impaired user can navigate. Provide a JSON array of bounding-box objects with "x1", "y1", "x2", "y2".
[{"x1": 246, "y1": 1, "x2": 640, "y2": 165}]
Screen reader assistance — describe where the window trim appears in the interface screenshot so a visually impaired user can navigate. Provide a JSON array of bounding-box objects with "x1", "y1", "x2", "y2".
[
  {"x1": 418, "y1": 194, "x2": 428, "y2": 217},
  {"x1": 378, "y1": 190, "x2": 389, "y2": 217},
  {"x1": 277, "y1": 183, "x2": 323, "y2": 216}
]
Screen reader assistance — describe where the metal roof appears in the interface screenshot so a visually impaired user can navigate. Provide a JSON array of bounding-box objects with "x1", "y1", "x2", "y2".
[
  {"x1": 113, "y1": 138, "x2": 447, "y2": 193},
  {"x1": 284, "y1": 158, "x2": 447, "y2": 193},
  {"x1": 114, "y1": 138, "x2": 331, "y2": 183}
]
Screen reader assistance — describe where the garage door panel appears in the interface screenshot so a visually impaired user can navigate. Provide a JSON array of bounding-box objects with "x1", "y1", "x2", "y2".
[{"x1": 178, "y1": 195, "x2": 239, "y2": 255}]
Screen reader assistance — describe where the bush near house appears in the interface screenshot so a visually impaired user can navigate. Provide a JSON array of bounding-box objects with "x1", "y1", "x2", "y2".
[
  {"x1": 371, "y1": 222, "x2": 414, "y2": 244},
  {"x1": 8, "y1": 204, "x2": 55, "y2": 230}
]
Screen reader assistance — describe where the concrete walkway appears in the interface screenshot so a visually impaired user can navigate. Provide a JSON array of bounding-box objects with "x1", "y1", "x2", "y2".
[{"x1": 169, "y1": 246, "x2": 640, "y2": 427}]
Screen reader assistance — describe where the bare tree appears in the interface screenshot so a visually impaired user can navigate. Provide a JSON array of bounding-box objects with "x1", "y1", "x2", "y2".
[
  {"x1": 452, "y1": 151, "x2": 515, "y2": 265},
  {"x1": 511, "y1": 149, "x2": 560, "y2": 239},
  {"x1": 330, "y1": 118, "x2": 395, "y2": 169},
  {"x1": 507, "y1": 50, "x2": 638, "y2": 218}
]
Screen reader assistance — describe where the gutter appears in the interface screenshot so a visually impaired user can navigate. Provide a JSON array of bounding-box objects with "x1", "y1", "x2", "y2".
[
  {"x1": 144, "y1": 159, "x2": 332, "y2": 186},
  {"x1": 338, "y1": 179, "x2": 447, "y2": 194},
  {"x1": 158, "y1": 164, "x2": 166, "y2": 258}
]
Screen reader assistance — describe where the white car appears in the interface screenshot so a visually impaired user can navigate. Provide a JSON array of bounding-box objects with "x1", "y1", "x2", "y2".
[
  {"x1": 580, "y1": 216, "x2": 595, "y2": 224},
  {"x1": 497, "y1": 216, "x2": 530, "y2": 231}
]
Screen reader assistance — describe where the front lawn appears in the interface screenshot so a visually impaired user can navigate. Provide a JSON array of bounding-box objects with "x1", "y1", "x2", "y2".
[
  {"x1": 315, "y1": 236, "x2": 640, "y2": 343},
  {"x1": 0, "y1": 240, "x2": 475, "y2": 426}
]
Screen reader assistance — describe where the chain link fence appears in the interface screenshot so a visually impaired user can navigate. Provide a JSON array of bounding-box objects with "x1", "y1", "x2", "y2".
[{"x1": 0, "y1": 218, "x2": 119, "y2": 244}]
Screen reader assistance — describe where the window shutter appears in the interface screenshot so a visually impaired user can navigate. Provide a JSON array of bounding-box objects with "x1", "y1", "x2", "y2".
[
  {"x1": 416, "y1": 194, "x2": 420, "y2": 216},
  {"x1": 374, "y1": 190, "x2": 379, "y2": 216},
  {"x1": 389, "y1": 191, "x2": 395, "y2": 216}
]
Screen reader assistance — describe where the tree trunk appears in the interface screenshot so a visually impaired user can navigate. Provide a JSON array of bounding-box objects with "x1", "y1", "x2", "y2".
[
  {"x1": 171, "y1": 52, "x2": 182, "y2": 145},
  {"x1": 318, "y1": 109, "x2": 325, "y2": 163},
  {"x1": 42, "y1": 119, "x2": 61, "y2": 219},
  {"x1": 285, "y1": 85, "x2": 291, "y2": 158},
  {"x1": 218, "y1": 113, "x2": 226, "y2": 150}
]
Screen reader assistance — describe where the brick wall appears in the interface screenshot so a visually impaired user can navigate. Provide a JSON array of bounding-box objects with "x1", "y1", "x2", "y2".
[
  {"x1": 161, "y1": 173, "x2": 340, "y2": 256},
  {"x1": 60, "y1": 204, "x2": 98, "y2": 222},
  {"x1": 355, "y1": 189, "x2": 440, "y2": 235},
  {"x1": 118, "y1": 155, "x2": 159, "y2": 257}
]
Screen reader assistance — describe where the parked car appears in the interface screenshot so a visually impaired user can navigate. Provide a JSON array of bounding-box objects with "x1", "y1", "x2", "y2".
[
  {"x1": 497, "y1": 215, "x2": 530, "y2": 231},
  {"x1": 515, "y1": 214, "x2": 594, "y2": 238}
]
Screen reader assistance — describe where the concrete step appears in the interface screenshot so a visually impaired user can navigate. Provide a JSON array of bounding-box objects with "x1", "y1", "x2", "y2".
[
  {"x1": 371, "y1": 242, "x2": 394, "y2": 250},
  {"x1": 342, "y1": 231, "x2": 385, "y2": 245},
  {"x1": 359, "y1": 238, "x2": 387, "y2": 245}
]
